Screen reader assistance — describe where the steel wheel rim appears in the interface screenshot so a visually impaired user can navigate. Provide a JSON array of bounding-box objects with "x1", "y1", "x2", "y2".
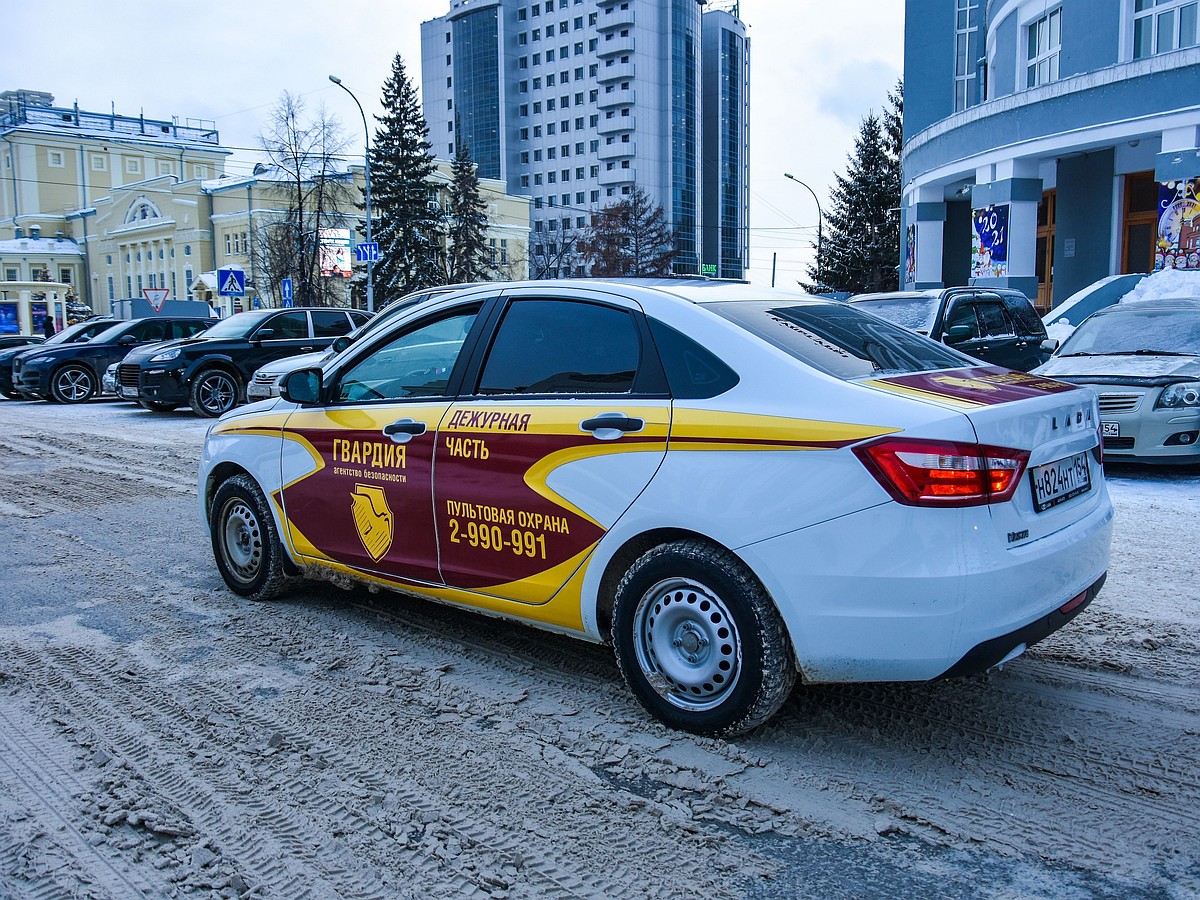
[
  {"x1": 632, "y1": 577, "x2": 742, "y2": 712},
  {"x1": 220, "y1": 498, "x2": 262, "y2": 585},
  {"x1": 56, "y1": 368, "x2": 93, "y2": 401},
  {"x1": 199, "y1": 373, "x2": 236, "y2": 414}
]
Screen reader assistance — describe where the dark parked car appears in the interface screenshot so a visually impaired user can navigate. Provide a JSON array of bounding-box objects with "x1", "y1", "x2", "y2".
[
  {"x1": 0, "y1": 334, "x2": 45, "y2": 350},
  {"x1": 848, "y1": 288, "x2": 1054, "y2": 371},
  {"x1": 13, "y1": 316, "x2": 213, "y2": 403},
  {"x1": 0, "y1": 318, "x2": 116, "y2": 399},
  {"x1": 118, "y1": 306, "x2": 370, "y2": 416}
]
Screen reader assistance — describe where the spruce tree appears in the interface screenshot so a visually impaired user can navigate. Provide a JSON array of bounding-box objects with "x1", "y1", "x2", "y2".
[
  {"x1": 447, "y1": 146, "x2": 492, "y2": 283},
  {"x1": 808, "y1": 83, "x2": 903, "y2": 295},
  {"x1": 369, "y1": 54, "x2": 445, "y2": 303},
  {"x1": 577, "y1": 187, "x2": 677, "y2": 277}
]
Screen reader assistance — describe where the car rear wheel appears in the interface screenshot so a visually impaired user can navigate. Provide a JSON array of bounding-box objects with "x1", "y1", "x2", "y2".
[
  {"x1": 190, "y1": 368, "x2": 241, "y2": 417},
  {"x1": 50, "y1": 364, "x2": 97, "y2": 404},
  {"x1": 611, "y1": 539, "x2": 796, "y2": 736},
  {"x1": 210, "y1": 474, "x2": 293, "y2": 601},
  {"x1": 139, "y1": 399, "x2": 178, "y2": 413}
]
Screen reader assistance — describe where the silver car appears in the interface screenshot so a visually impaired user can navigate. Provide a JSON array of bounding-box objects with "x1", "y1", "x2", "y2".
[
  {"x1": 245, "y1": 284, "x2": 480, "y2": 401},
  {"x1": 1034, "y1": 298, "x2": 1200, "y2": 464}
]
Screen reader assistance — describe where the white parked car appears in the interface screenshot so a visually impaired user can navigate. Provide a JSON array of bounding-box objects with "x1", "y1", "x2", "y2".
[{"x1": 200, "y1": 279, "x2": 1112, "y2": 735}]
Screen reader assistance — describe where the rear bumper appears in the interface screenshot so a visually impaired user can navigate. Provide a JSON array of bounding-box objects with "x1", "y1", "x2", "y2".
[{"x1": 937, "y1": 572, "x2": 1106, "y2": 678}]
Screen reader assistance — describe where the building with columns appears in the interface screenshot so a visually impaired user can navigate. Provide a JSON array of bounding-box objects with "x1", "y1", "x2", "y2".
[{"x1": 902, "y1": 1, "x2": 1200, "y2": 311}]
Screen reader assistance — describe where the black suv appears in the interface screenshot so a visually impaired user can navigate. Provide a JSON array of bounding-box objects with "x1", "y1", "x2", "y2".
[
  {"x1": 13, "y1": 317, "x2": 211, "y2": 403},
  {"x1": 847, "y1": 288, "x2": 1054, "y2": 371},
  {"x1": 1, "y1": 318, "x2": 115, "y2": 399},
  {"x1": 118, "y1": 306, "x2": 370, "y2": 416}
]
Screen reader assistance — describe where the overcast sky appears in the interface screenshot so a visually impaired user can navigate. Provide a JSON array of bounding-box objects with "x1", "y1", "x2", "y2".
[{"x1": 5, "y1": 0, "x2": 903, "y2": 287}]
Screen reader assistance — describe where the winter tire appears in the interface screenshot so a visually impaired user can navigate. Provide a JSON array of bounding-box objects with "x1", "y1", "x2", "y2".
[
  {"x1": 190, "y1": 368, "x2": 241, "y2": 418},
  {"x1": 50, "y1": 364, "x2": 97, "y2": 404},
  {"x1": 139, "y1": 399, "x2": 179, "y2": 413},
  {"x1": 210, "y1": 474, "x2": 293, "y2": 601},
  {"x1": 612, "y1": 539, "x2": 796, "y2": 737}
]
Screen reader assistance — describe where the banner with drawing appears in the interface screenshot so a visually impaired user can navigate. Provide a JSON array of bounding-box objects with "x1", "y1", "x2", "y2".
[
  {"x1": 971, "y1": 204, "x2": 1009, "y2": 279},
  {"x1": 1157, "y1": 178, "x2": 1200, "y2": 271}
]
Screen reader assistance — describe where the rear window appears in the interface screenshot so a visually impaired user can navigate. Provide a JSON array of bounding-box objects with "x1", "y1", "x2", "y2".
[
  {"x1": 848, "y1": 295, "x2": 939, "y2": 333},
  {"x1": 710, "y1": 301, "x2": 970, "y2": 380},
  {"x1": 998, "y1": 292, "x2": 1046, "y2": 337}
]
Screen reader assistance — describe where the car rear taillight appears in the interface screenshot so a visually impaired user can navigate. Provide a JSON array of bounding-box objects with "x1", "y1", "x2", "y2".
[
  {"x1": 853, "y1": 438, "x2": 1030, "y2": 507},
  {"x1": 1092, "y1": 426, "x2": 1104, "y2": 466}
]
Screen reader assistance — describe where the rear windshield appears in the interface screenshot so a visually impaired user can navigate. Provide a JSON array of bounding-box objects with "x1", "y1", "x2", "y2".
[
  {"x1": 848, "y1": 296, "x2": 939, "y2": 333},
  {"x1": 710, "y1": 301, "x2": 970, "y2": 380},
  {"x1": 1058, "y1": 306, "x2": 1200, "y2": 357}
]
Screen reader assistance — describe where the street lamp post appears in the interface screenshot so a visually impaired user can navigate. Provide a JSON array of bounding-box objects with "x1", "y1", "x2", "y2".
[
  {"x1": 329, "y1": 74, "x2": 374, "y2": 313},
  {"x1": 784, "y1": 173, "x2": 824, "y2": 291}
]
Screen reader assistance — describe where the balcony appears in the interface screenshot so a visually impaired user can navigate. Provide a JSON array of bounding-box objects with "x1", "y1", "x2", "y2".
[
  {"x1": 597, "y1": 61, "x2": 636, "y2": 83},
  {"x1": 597, "y1": 34, "x2": 635, "y2": 57},
  {"x1": 597, "y1": 89, "x2": 633, "y2": 109},
  {"x1": 598, "y1": 141, "x2": 634, "y2": 161},
  {"x1": 599, "y1": 167, "x2": 634, "y2": 187},
  {"x1": 598, "y1": 5, "x2": 634, "y2": 29},
  {"x1": 597, "y1": 115, "x2": 634, "y2": 136}
]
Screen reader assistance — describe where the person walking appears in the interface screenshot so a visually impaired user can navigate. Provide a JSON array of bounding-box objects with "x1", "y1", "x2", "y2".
[{"x1": 42, "y1": 315, "x2": 55, "y2": 338}]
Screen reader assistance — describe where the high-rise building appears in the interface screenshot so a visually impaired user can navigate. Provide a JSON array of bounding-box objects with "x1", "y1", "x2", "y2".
[{"x1": 421, "y1": 0, "x2": 749, "y2": 279}]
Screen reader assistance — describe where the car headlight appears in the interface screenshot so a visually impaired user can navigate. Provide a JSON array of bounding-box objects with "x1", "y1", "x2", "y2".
[
  {"x1": 1156, "y1": 381, "x2": 1200, "y2": 410},
  {"x1": 149, "y1": 348, "x2": 181, "y2": 363}
]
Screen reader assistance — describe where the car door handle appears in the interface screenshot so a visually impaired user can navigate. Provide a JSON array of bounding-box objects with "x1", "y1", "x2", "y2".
[
  {"x1": 580, "y1": 413, "x2": 644, "y2": 436},
  {"x1": 300, "y1": 345, "x2": 314, "y2": 352},
  {"x1": 382, "y1": 418, "x2": 427, "y2": 443}
]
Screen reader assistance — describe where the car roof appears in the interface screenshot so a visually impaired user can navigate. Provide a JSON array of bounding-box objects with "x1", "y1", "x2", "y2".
[
  {"x1": 442, "y1": 277, "x2": 821, "y2": 307},
  {"x1": 848, "y1": 291, "x2": 940, "y2": 302}
]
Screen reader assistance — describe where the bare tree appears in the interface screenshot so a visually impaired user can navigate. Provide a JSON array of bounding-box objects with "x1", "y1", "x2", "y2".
[
  {"x1": 577, "y1": 187, "x2": 677, "y2": 277},
  {"x1": 256, "y1": 92, "x2": 357, "y2": 307}
]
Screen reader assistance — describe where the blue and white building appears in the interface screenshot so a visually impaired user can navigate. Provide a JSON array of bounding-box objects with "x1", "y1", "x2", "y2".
[
  {"x1": 902, "y1": 0, "x2": 1200, "y2": 310},
  {"x1": 421, "y1": 0, "x2": 750, "y2": 279}
]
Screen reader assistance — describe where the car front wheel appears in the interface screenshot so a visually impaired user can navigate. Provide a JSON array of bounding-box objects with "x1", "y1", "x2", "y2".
[
  {"x1": 612, "y1": 540, "x2": 796, "y2": 737},
  {"x1": 209, "y1": 474, "x2": 292, "y2": 601},
  {"x1": 50, "y1": 364, "x2": 97, "y2": 404},
  {"x1": 190, "y1": 368, "x2": 241, "y2": 417}
]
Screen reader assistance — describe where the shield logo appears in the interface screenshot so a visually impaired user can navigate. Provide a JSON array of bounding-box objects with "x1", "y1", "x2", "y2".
[{"x1": 350, "y1": 484, "x2": 393, "y2": 561}]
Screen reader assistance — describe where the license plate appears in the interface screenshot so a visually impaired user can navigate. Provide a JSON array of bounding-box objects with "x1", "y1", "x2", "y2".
[
  {"x1": 118, "y1": 386, "x2": 138, "y2": 399},
  {"x1": 1101, "y1": 421, "x2": 1120, "y2": 437},
  {"x1": 1030, "y1": 452, "x2": 1092, "y2": 513}
]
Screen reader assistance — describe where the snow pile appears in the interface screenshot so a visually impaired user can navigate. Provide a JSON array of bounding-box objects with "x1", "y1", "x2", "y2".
[
  {"x1": 1047, "y1": 275, "x2": 1137, "y2": 325},
  {"x1": 1118, "y1": 267, "x2": 1200, "y2": 304},
  {"x1": 1046, "y1": 317, "x2": 1077, "y2": 344}
]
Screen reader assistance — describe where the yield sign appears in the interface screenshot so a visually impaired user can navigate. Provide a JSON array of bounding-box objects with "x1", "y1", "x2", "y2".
[{"x1": 142, "y1": 287, "x2": 170, "y2": 313}]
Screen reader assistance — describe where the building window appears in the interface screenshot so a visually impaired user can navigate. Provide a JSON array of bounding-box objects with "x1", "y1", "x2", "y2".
[
  {"x1": 193, "y1": 164, "x2": 207, "y2": 179},
  {"x1": 955, "y1": 0, "x2": 981, "y2": 111},
  {"x1": 48, "y1": 150, "x2": 65, "y2": 167},
  {"x1": 126, "y1": 158, "x2": 141, "y2": 175},
  {"x1": 92, "y1": 155, "x2": 107, "y2": 172},
  {"x1": 1027, "y1": 8, "x2": 1061, "y2": 87},
  {"x1": 59, "y1": 267, "x2": 72, "y2": 284},
  {"x1": 1133, "y1": 0, "x2": 1199, "y2": 57},
  {"x1": 107, "y1": 276, "x2": 115, "y2": 301},
  {"x1": 6, "y1": 266, "x2": 19, "y2": 281}
]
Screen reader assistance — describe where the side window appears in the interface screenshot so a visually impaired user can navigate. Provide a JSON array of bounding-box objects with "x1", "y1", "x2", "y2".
[
  {"x1": 647, "y1": 318, "x2": 738, "y2": 399},
  {"x1": 335, "y1": 308, "x2": 478, "y2": 404},
  {"x1": 477, "y1": 299, "x2": 640, "y2": 395},
  {"x1": 943, "y1": 303, "x2": 980, "y2": 339},
  {"x1": 177, "y1": 320, "x2": 210, "y2": 338},
  {"x1": 312, "y1": 310, "x2": 354, "y2": 337},
  {"x1": 260, "y1": 312, "x2": 308, "y2": 339},
  {"x1": 132, "y1": 320, "x2": 170, "y2": 343},
  {"x1": 976, "y1": 302, "x2": 1014, "y2": 337},
  {"x1": 999, "y1": 293, "x2": 1045, "y2": 337},
  {"x1": 348, "y1": 311, "x2": 371, "y2": 329}
]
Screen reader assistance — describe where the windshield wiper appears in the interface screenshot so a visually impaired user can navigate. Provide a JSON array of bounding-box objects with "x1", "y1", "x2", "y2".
[{"x1": 1100, "y1": 349, "x2": 1196, "y2": 357}]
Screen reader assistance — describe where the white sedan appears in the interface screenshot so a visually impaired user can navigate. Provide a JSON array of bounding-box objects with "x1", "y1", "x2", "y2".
[{"x1": 200, "y1": 279, "x2": 1112, "y2": 735}]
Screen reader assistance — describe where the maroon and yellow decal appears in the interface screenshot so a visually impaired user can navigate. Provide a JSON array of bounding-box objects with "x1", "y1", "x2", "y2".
[{"x1": 864, "y1": 366, "x2": 1078, "y2": 409}]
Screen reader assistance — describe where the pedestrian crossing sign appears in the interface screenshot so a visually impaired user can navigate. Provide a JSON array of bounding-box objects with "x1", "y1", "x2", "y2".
[{"x1": 217, "y1": 267, "x2": 246, "y2": 297}]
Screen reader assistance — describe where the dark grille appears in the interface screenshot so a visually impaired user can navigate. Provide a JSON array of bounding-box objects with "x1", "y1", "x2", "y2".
[
  {"x1": 117, "y1": 363, "x2": 140, "y2": 388},
  {"x1": 1104, "y1": 437, "x2": 1135, "y2": 450}
]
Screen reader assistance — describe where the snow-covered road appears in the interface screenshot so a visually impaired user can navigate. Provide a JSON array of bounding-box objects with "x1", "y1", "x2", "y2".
[{"x1": 1, "y1": 399, "x2": 1197, "y2": 898}]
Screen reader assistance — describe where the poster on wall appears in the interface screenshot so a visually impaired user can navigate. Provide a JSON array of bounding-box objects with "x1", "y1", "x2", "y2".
[
  {"x1": 319, "y1": 228, "x2": 353, "y2": 278},
  {"x1": 971, "y1": 204, "x2": 1009, "y2": 278},
  {"x1": 0, "y1": 303, "x2": 18, "y2": 334},
  {"x1": 905, "y1": 225, "x2": 917, "y2": 286},
  {"x1": 1157, "y1": 178, "x2": 1200, "y2": 271}
]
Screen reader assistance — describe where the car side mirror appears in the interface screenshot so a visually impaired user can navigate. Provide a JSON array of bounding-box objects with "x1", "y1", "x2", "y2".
[
  {"x1": 332, "y1": 335, "x2": 354, "y2": 354},
  {"x1": 117, "y1": 334, "x2": 138, "y2": 345},
  {"x1": 944, "y1": 325, "x2": 973, "y2": 344},
  {"x1": 280, "y1": 368, "x2": 322, "y2": 405},
  {"x1": 253, "y1": 328, "x2": 275, "y2": 343},
  {"x1": 1040, "y1": 338, "x2": 1059, "y2": 355}
]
